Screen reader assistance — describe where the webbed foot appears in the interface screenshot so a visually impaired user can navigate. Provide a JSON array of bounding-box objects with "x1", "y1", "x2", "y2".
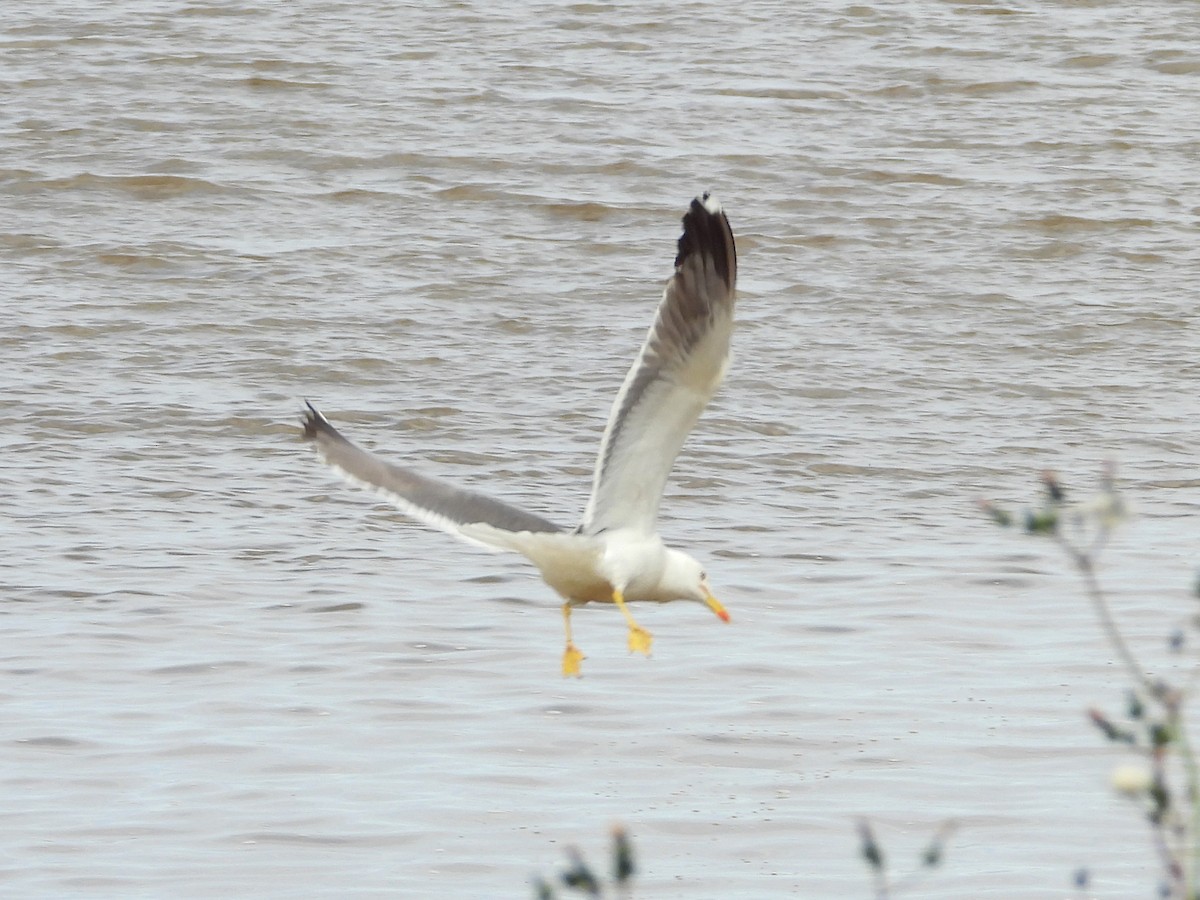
[
  {"x1": 562, "y1": 642, "x2": 585, "y2": 677},
  {"x1": 627, "y1": 625, "x2": 653, "y2": 656}
]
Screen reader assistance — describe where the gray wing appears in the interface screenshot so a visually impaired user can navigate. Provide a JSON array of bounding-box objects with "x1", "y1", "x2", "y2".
[
  {"x1": 580, "y1": 194, "x2": 738, "y2": 536},
  {"x1": 302, "y1": 403, "x2": 563, "y2": 551}
]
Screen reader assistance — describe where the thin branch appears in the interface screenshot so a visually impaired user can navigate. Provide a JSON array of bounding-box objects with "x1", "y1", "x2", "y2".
[{"x1": 1055, "y1": 531, "x2": 1159, "y2": 701}]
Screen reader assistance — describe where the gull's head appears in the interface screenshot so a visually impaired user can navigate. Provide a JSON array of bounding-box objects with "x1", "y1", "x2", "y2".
[{"x1": 663, "y1": 549, "x2": 730, "y2": 622}]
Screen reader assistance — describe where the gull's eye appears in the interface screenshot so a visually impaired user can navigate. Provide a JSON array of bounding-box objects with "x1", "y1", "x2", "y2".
[{"x1": 700, "y1": 570, "x2": 707, "y2": 581}]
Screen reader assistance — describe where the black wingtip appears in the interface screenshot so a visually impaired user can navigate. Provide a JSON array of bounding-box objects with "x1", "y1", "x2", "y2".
[
  {"x1": 674, "y1": 193, "x2": 736, "y2": 289},
  {"x1": 301, "y1": 400, "x2": 332, "y2": 441}
]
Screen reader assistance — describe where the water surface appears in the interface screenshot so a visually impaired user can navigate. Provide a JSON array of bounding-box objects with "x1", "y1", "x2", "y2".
[{"x1": 3, "y1": 1, "x2": 1199, "y2": 896}]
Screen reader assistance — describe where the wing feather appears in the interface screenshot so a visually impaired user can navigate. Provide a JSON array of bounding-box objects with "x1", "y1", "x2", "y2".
[
  {"x1": 302, "y1": 403, "x2": 563, "y2": 552},
  {"x1": 580, "y1": 194, "x2": 737, "y2": 535}
]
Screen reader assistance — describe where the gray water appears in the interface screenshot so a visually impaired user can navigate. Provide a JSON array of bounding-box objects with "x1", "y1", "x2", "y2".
[{"x1": 3, "y1": 1, "x2": 1199, "y2": 897}]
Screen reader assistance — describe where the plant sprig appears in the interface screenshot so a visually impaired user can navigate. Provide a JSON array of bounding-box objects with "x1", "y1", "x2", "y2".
[{"x1": 984, "y1": 467, "x2": 1199, "y2": 899}]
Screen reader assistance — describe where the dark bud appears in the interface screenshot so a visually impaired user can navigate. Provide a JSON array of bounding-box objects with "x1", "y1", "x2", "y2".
[
  {"x1": 921, "y1": 821, "x2": 955, "y2": 869},
  {"x1": 1074, "y1": 867, "x2": 1090, "y2": 888},
  {"x1": 1127, "y1": 691, "x2": 1145, "y2": 720},
  {"x1": 1041, "y1": 470, "x2": 1065, "y2": 503},
  {"x1": 611, "y1": 825, "x2": 635, "y2": 885},
  {"x1": 1024, "y1": 508, "x2": 1059, "y2": 534},
  {"x1": 532, "y1": 876, "x2": 556, "y2": 900},
  {"x1": 1169, "y1": 630, "x2": 1185, "y2": 653},
  {"x1": 1088, "y1": 708, "x2": 1136, "y2": 744},
  {"x1": 1149, "y1": 723, "x2": 1173, "y2": 749},
  {"x1": 561, "y1": 848, "x2": 600, "y2": 897},
  {"x1": 978, "y1": 499, "x2": 1014, "y2": 528},
  {"x1": 1088, "y1": 708, "x2": 1116, "y2": 737},
  {"x1": 1148, "y1": 777, "x2": 1171, "y2": 824},
  {"x1": 857, "y1": 820, "x2": 884, "y2": 872}
]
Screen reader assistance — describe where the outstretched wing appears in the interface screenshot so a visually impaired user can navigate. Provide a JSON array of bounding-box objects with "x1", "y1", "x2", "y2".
[
  {"x1": 302, "y1": 403, "x2": 563, "y2": 551},
  {"x1": 580, "y1": 194, "x2": 737, "y2": 536}
]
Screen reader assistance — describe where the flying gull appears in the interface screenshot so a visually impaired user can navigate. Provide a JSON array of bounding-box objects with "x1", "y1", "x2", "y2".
[{"x1": 302, "y1": 193, "x2": 737, "y2": 676}]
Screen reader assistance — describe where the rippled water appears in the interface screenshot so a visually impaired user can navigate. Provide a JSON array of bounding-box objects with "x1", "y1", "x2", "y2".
[{"x1": 4, "y1": 1, "x2": 1200, "y2": 897}]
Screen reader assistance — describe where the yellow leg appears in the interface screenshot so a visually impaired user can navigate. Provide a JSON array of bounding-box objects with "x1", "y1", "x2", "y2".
[
  {"x1": 612, "y1": 589, "x2": 653, "y2": 656},
  {"x1": 561, "y1": 603, "x2": 584, "y2": 677}
]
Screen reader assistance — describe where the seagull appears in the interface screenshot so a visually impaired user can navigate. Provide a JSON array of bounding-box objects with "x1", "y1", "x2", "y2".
[{"x1": 302, "y1": 193, "x2": 737, "y2": 676}]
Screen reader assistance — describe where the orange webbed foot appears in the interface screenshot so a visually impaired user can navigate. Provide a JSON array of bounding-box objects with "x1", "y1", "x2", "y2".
[{"x1": 562, "y1": 642, "x2": 585, "y2": 677}]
